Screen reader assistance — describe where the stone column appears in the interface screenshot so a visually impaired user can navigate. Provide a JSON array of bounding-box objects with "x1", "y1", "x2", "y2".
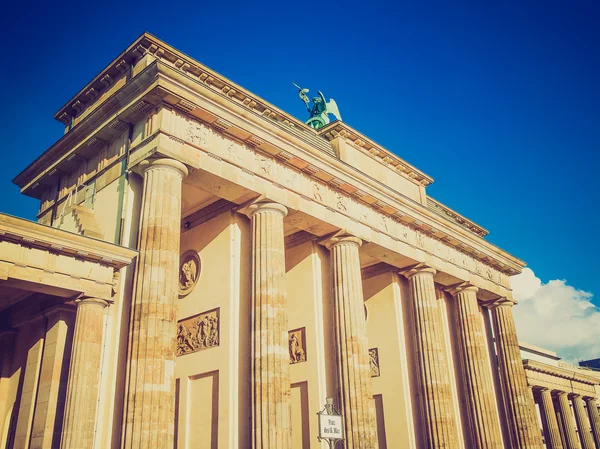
[
  {"x1": 584, "y1": 398, "x2": 600, "y2": 447},
  {"x1": 449, "y1": 283, "x2": 503, "y2": 448},
  {"x1": 122, "y1": 157, "x2": 188, "y2": 449},
  {"x1": 572, "y1": 395, "x2": 595, "y2": 449},
  {"x1": 402, "y1": 264, "x2": 458, "y2": 449},
  {"x1": 249, "y1": 201, "x2": 291, "y2": 449},
  {"x1": 538, "y1": 388, "x2": 564, "y2": 449},
  {"x1": 31, "y1": 306, "x2": 75, "y2": 449},
  {"x1": 323, "y1": 233, "x2": 377, "y2": 449},
  {"x1": 489, "y1": 299, "x2": 543, "y2": 448},
  {"x1": 556, "y1": 392, "x2": 581, "y2": 449},
  {"x1": 60, "y1": 298, "x2": 108, "y2": 449}
]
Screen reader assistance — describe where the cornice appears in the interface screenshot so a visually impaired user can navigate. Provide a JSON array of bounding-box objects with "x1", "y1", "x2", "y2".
[
  {"x1": 426, "y1": 197, "x2": 488, "y2": 238},
  {"x1": 0, "y1": 213, "x2": 137, "y2": 269},
  {"x1": 523, "y1": 359, "x2": 600, "y2": 386},
  {"x1": 318, "y1": 121, "x2": 433, "y2": 187}
]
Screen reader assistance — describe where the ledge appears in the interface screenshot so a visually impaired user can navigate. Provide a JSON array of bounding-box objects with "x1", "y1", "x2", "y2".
[
  {"x1": 523, "y1": 359, "x2": 600, "y2": 386},
  {"x1": 0, "y1": 213, "x2": 137, "y2": 269}
]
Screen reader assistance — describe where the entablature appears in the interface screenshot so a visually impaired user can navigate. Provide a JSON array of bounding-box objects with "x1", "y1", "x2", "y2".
[{"x1": 0, "y1": 214, "x2": 137, "y2": 305}]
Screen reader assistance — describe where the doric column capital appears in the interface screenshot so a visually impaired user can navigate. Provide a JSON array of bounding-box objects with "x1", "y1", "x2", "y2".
[
  {"x1": 487, "y1": 296, "x2": 517, "y2": 310},
  {"x1": 248, "y1": 200, "x2": 288, "y2": 218},
  {"x1": 446, "y1": 282, "x2": 479, "y2": 297},
  {"x1": 137, "y1": 156, "x2": 189, "y2": 178},
  {"x1": 75, "y1": 296, "x2": 110, "y2": 309},
  {"x1": 555, "y1": 390, "x2": 569, "y2": 397},
  {"x1": 319, "y1": 230, "x2": 362, "y2": 250},
  {"x1": 399, "y1": 262, "x2": 436, "y2": 279},
  {"x1": 584, "y1": 396, "x2": 598, "y2": 404}
]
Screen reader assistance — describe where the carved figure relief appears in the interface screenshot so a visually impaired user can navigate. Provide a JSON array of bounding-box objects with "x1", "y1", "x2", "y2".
[
  {"x1": 179, "y1": 250, "x2": 200, "y2": 296},
  {"x1": 369, "y1": 348, "x2": 380, "y2": 377},
  {"x1": 177, "y1": 308, "x2": 220, "y2": 356},
  {"x1": 289, "y1": 328, "x2": 307, "y2": 364},
  {"x1": 312, "y1": 180, "x2": 324, "y2": 202},
  {"x1": 335, "y1": 192, "x2": 348, "y2": 212}
]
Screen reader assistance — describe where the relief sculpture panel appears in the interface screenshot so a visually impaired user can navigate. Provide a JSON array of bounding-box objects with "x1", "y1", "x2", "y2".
[
  {"x1": 369, "y1": 348, "x2": 380, "y2": 377},
  {"x1": 177, "y1": 308, "x2": 220, "y2": 356},
  {"x1": 289, "y1": 328, "x2": 307, "y2": 364}
]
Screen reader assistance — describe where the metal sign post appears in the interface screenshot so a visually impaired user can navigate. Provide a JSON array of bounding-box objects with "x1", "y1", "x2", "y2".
[{"x1": 317, "y1": 397, "x2": 344, "y2": 448}]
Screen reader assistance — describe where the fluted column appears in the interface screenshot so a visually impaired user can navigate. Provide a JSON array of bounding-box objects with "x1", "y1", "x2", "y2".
[
  {"x1": 448, "y1": 283, "x2": 502, "y2": 448},
  {"x1": 122, "y1": 157, "x2": 188, "y2": 449},
  {"x1": 249, "y1": 201, "x2": 291, "y2": 449},
  {"x1": 572, "y1": 395, "x2": 595, "y2": 449},
  {"x1": 60, "y1": 297, "x2": 109, "y2": 449},
  {"x1": 585, "y1": 398, "x2": 600, "y2": 447},
  {"x1": 322, "y1": 232, "x2": 377, "y2": 449},
  {"x1": 489, "y1": 299, "x2": 543, "y2": 448},
  {"x1": 557, "y1": 392, "x2": 582, "y2": 449},
  {"x1": 537, "y1": 388, "x2": 564, "y2": 449},
  {"x1": 402, "y1": 264, "x2": 458, "y2": 449}
]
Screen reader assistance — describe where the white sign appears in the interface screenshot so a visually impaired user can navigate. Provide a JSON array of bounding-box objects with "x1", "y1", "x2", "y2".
[{"x1": 318, "y1": 414, "x2": 343, "y2": 440}]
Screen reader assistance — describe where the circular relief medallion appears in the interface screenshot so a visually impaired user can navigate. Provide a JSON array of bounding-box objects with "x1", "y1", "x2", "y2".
[{"x1": 179, "y1": 250, "x2": 200, "y2": 296}]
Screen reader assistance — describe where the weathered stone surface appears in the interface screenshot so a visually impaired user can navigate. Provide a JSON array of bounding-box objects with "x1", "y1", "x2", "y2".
[
  {"x1": 585, "y1": 397, "x2": 600, "y2": 448},
  {"x1": 537, "y1": 388, "x2": 563, "y2": 449},
  {"x1": 249, "y1": 201, "x2": 291, "y2": 449},
  {"x1": 572, "y1": 395, "x2": 595, "y2": 449},
  {"x1": 403, "y1": 264, "x2": 458, "y2": 449},
  {"x1": 490, "y1": 299, "x2": 544, "y2": 449},
  {"x1": 556, "y1": 392, "x2": 581, "y2": 449},
  {"x1": 60, "y1": 298, "x2": 108, "y2": 449},
  {"x1": 122, "y1": 157, "x2": 188, "y2": 449},
  {"x1": 449, "y1": 283, "x2": 503, "y2": 448},
  {"x1": 323, "y1": 233, "x2": 377, "y2": 449}
]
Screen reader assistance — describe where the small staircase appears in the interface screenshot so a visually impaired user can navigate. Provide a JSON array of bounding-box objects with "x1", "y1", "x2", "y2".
[{"x1": 72, "y1": 205, "x2": 104, "y2": 239}]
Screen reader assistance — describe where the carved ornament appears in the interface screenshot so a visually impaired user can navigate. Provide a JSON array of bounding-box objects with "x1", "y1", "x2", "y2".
[
  {"x1": 289, "y1": 328, "x2": 307, "y2": 364},
  {"x1": 179, "y1": 250, "x2": 200, "y2": 296},
  {"x1": 177, "y1": 308, "x2": 219, "y2": 356}
]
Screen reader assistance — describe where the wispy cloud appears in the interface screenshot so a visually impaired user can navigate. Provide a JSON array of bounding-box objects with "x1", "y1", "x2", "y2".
[{"x1": 511, "y1": 268, "x2": 600, "y2": 363}]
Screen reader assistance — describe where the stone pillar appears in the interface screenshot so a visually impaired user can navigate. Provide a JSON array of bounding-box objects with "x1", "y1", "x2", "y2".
[
  {"x1": 60, "y1": 298, "x2": 108, "y2": 449},
  {"x1": 13, "y1": 314, "x2": 47, "y2": 449},
  {"x1": 489, "y1": 299, "x2": 543, "y2": 448},
  {"x1": 31, "y1": 306, "x2": 75, "y2": 449},
  {"x1": 538, "y1": 388, "x2": 564, "y2": 449},
  {"x1": 584, "y1": 398, "x2": 600, "y2": 447},
  {"x1": 322, "y1": 233, "x2": 376, "y2": 449},
  {"x1": 448, "y1": 283, "x2": 503, "y2": 448},
  {"x1": 556, "y1": 392, "x2": 582, "y2": 449},
  {"x1": 249, "y1": 201, "x2": 291, "y2": 449},
  {"x1": 572, "y1": 395, "x2": 595, "y2": 449},
  {"x1": 122, "y1": 157, "x2": 188, "y2": 449},
  {"x1": 402, "y1": 264, "x2": 458, "y2": 449},
  {"x1": 0, "y1": 330, "x2": 17, "y2": 441}
]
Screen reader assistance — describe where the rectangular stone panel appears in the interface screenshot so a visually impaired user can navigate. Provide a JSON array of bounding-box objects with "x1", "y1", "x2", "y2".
[
  {"x1": 188, "y1": 371, "x2": 219, "y2": 449},
  {"x1": 291, "y1": 382, "x2": 309, "y2": 449}
]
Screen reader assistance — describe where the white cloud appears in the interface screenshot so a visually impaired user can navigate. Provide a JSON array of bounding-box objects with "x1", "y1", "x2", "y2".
[{"x1": 511, "y1": 267, "x2": 600, "y2": 363}]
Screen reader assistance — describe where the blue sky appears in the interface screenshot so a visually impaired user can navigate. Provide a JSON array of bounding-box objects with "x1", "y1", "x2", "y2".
[{"x1": 1, "y1": 1, "x2": 598, "y2": 305}]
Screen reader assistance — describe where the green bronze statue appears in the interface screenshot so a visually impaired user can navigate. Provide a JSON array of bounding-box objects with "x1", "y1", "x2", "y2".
[{"x1": 293, "y1": 83, "x2": 342, "y2": 130}]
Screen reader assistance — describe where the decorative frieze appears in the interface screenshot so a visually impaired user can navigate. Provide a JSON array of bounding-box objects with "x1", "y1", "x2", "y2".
[
  {"x1": 369, "y1": 348, "x2": 380, "y2": 377},
  {"x1": 176, "y1": 308, "x2": 220, "y2": 356},
  {"x1": 170, "y1": 111, "x2": 514, "y2": 287},
  {"x1": 289, "y1": 328, "x2": 307, "y2": 364}
]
